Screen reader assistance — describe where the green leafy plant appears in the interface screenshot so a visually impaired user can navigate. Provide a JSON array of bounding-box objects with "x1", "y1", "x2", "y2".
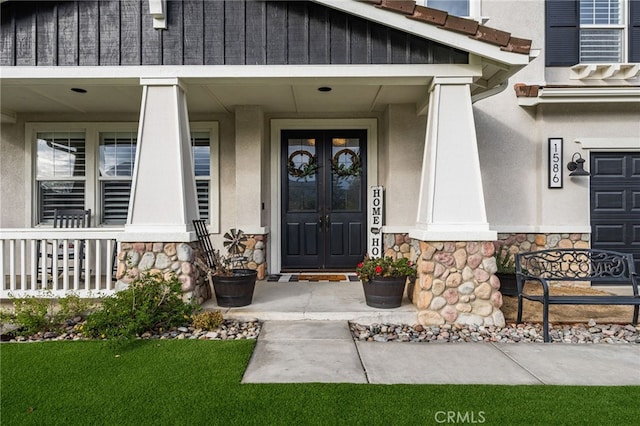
[
  {"x1": 83, "y1": 273, "x2": 197, "y2": 341},
  {"x1": 496, "y1": 248, "x2": 516, "y2": 274},
  {"x1": 0, "y1": 291, "x2": 92, "y2": 336},
  {"x1": 191, "y1": 310, "x2": 224, "y2": 330},
  {"x1": 356, "y1": 256, "x2": 417, "y2": 283}
]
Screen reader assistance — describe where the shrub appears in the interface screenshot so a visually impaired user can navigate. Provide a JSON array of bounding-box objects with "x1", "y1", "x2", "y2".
[
  {"x1": 83, "y1": 273, "x2": 197, "y2": 341},
  {"x1": 191, "y1": 310, "x2": 224, "y2": 330},
  {"x1": 0, "y1": 292, "x2": 93, "y2": 336}
]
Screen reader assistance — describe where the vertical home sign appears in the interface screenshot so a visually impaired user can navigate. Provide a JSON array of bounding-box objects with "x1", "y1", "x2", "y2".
[
  {"x1": 369, "y1": 186, "x2": 383, "y2": 257},
  {"x1": 548, "y1": 138, "x2": 563, "y2": 188}
]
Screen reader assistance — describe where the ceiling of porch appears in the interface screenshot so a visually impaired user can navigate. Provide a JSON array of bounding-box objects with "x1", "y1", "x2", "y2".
[
  {"x1": 1, "y1": 78, "x2": 434, "y2": 119},
  {"x1": 1, "y1": 70, "x2": 444, "y2": 120}
]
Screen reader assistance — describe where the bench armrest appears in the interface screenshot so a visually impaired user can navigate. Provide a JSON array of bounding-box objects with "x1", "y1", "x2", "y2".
[{"x1": 515, "y1": 272, "x2": 550, "y2": 297}]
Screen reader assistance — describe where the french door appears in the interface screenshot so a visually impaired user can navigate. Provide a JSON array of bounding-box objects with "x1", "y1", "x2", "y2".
[{"x1": 281, "y1": 130, "x2": 367, "y2": 270}]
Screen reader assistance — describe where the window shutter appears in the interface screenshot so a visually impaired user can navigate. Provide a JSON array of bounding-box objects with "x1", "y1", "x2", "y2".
[
  {"x1": 630, "y1": 0, "x2": 640, "y2": 62},
  {"x1": 546, "y1": 0, "x2": 580, "y2": 66}
]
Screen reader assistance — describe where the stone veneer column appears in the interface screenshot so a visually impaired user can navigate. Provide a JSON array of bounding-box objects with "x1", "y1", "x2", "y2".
[
  {"x1": 413, "y1": 241, "x2": 504, "y2": 327},
  {"x1": 405, "y1": 78, "x2": 502, "y2": 326},
  {"x1": 117, "y1": 78, "x2": 204, "y2": 302},
  {"x1": 116, "y1": 242, "x2": 211, "y2": 304}
]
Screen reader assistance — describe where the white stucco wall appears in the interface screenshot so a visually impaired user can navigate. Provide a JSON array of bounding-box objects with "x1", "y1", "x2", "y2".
[
  {"x1": 381, "y1": 104, "x2": 426, "y2": 228},
  {"x1": 473, "y1": 0, "x2": 640, "y2": 234},
  {"x1": 474, "y1": 0, "x2": 545, "y2": 231},
  {"x1": 0, "y1": 119, "x2": 27, "y2": 228},
  {"x1": 538, "y1": 103, "x2": 640, "y2": 229}
]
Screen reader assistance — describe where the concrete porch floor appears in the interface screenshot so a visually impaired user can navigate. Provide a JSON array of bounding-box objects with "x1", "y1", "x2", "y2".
[{"x1": 200, "y1": 279, "x2": 419, "y2": 325}]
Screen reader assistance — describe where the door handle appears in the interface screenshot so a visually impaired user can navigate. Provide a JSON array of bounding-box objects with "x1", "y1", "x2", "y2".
[{"x1": 325, "y1": 215, "x2": 330, "y2": 226}]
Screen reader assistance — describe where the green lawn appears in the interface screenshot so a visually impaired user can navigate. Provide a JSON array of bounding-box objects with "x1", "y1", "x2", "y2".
[{"x1": 1, "y1": 340, "x2": 638, "y2": 425}]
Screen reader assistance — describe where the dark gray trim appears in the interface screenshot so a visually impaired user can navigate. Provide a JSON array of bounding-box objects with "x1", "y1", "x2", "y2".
[
  {"x1": 630, "y1": 0, "x2": 640, "y2": 62},
  {"x1": 545, "y1": 0, "x2": 579, "y2": 67}
]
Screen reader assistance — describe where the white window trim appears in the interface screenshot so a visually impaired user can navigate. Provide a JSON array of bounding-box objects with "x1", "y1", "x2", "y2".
[{"x1": 25, "y1": 121, "x2": 220, "y2": 230}]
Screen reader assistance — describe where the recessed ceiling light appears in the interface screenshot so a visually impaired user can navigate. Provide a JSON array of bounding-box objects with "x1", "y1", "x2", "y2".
[
  {"x1": 71, "y1": 88, "x2": 87, "y2": 93},
  {"x1": 318, "y1": 86, "x2": 332, "y2": 92}
]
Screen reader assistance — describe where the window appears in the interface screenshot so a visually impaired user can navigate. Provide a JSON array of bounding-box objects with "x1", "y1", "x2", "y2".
[
  {"x1": 427, "y1": 0, "x2": 470, "y2": 17},
  {"x1": 99, "y1": 131, "x2": 136, "y2": 224},
  {"x1": 35, "y1": 132, "x2": 86, "y2": 223},
  {"x1": 580, "y1": 0, "x2": 625, "y2": 62},
  {"x1": 30, "y1": 122, "x2": 219, "y2": 228},
  {"x1": 416, "y1": 0, "x2": 480, "y2": 19},
  {"x1": 192, "y1": 131, "x2": 211, "y2": 221},
  {"x1": 546, "y1": 0, "x2": 639, "y2": 67}
]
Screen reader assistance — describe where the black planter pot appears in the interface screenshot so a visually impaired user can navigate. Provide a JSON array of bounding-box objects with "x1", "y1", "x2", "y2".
[
  {"x1": 495, "y1": 272, "x2": 518, "y2": 297},
  {"x1": 362, "y1": 276, "x2": 407, "y2": 309},
  {"x1": 212, "y1": 269, "x2": 258, "y2": 307}
]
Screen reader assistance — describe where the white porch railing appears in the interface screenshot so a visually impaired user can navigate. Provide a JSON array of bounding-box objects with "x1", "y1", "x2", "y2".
[{"x1": 0, "y1": 228, "x2": 123, "y2": 298}]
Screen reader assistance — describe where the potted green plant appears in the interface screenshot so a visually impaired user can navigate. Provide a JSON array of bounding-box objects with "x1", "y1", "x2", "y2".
[
  {"x1": 495, "y1": 248, "x2": 518, "y2": 297},
  {"x1": 356, "y1": 255, "x2": 417, "y2": 308},
  {"x1": 197, "y1": 229, "x2": 258, "y2": 307}
]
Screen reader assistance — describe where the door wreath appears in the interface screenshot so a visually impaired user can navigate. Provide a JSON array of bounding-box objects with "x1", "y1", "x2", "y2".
[
  {"x1": 287, "y1": 150, "x2": 318, "y2": 180},
  {"x1": 331, "y1": 148, "x2": 362, "y2": 178}
]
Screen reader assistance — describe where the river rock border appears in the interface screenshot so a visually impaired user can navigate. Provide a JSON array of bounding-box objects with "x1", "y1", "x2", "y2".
[{"x1": 115, "y1": 242, "x2": 211, "y2": 304}]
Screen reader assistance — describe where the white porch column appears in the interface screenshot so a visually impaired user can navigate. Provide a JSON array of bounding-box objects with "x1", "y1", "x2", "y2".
[
  {"x1": 410, "y1": 77, "x2": 496, "y2": 241},
  {"x1": 122, "y1": 78, "x2": 198, "y2": 242}
]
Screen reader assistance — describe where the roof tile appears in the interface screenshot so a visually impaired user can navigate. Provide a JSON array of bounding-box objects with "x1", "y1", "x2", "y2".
[
  {"x1": 441, "y1": 14, "x2": 479, "y2": 35},
  {"x1": 376, "y1": 0, "x2": 416, "y2": 15},
  {"x1": 502, "y1": 37, "x2": 532, "y2": 54},
  {"x1": 472, "y1": 25, "x2": 511, "y2": 47},
  {"x1": 362, "y1": 0, "x2": 531, "y2": 55},
  {"x1": 408, "y1": 5, "x2": 447, "y2": 25}
]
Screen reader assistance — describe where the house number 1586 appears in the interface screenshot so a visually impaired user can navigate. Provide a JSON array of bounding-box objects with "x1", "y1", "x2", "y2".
[{"x1": 548, "y1": 138, "x2": 563, "y2": 188}]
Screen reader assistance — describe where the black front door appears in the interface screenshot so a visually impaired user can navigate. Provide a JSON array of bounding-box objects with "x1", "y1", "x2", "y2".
[
  {"x1": 281, "y1": 130, "x2": 367, "y2": 270},
  {"x1": 590, "y1": 152, "x2": 640, "y2": 274}
]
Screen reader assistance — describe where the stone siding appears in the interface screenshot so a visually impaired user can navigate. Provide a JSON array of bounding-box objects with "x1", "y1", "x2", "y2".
[
  {"x1": 382, "y1": 234, "x2": 503, "y2": 327},
  {"x1": 494, "y1": 233, "x2": 591, "y2": 288},
  {"x1": 496, "y1": 233, "x2": 590, "y2": 255},
  {"x1": 243, "y1": 234, "x2": 268, "y2": 280},
  {"x1": 414, "y1": 241, "x2": 504, "y2": 327},
  {"x1": 383, "y1": 233, "x2": 420, "y2": 261},
  {"x1": 115, "y1": 242, "x2": 211, "y2": 304}
]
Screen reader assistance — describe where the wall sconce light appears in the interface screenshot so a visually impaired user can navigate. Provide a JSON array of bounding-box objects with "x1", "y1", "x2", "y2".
[{"x1": 567, "y1": 153, "x2": 590, "y2": 176}]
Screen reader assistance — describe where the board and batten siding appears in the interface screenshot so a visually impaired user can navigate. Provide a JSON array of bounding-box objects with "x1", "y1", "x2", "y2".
[{"x1": 0, "y1": 0, "x2": 468, "y2": 67}]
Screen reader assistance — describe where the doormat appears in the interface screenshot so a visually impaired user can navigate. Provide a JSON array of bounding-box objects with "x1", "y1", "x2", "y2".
[
  {"x1": 266, "y1": 274, "x2": 360, "y2": 282},
  {"x1": 295, "y1": 274, "x2": 347, "y2": 282}
]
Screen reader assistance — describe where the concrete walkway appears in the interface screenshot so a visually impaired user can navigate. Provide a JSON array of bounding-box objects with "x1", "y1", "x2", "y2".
[
  {"x1": 243, "y1": 320, "x2": 640, "y2": 385},
  {"x1": 203, "y1": 279, "x2": 640, "y2": 385}
]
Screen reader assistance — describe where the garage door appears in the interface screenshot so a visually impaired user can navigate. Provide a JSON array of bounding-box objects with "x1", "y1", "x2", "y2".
[{"x1": 590, "y1": 152, "x2": 640, "y2": 275}]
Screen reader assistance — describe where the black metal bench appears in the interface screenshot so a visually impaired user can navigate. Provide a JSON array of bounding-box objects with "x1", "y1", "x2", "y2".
[{"x1": 515, "y1": 249, "x2": 640, "y2": 342}]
